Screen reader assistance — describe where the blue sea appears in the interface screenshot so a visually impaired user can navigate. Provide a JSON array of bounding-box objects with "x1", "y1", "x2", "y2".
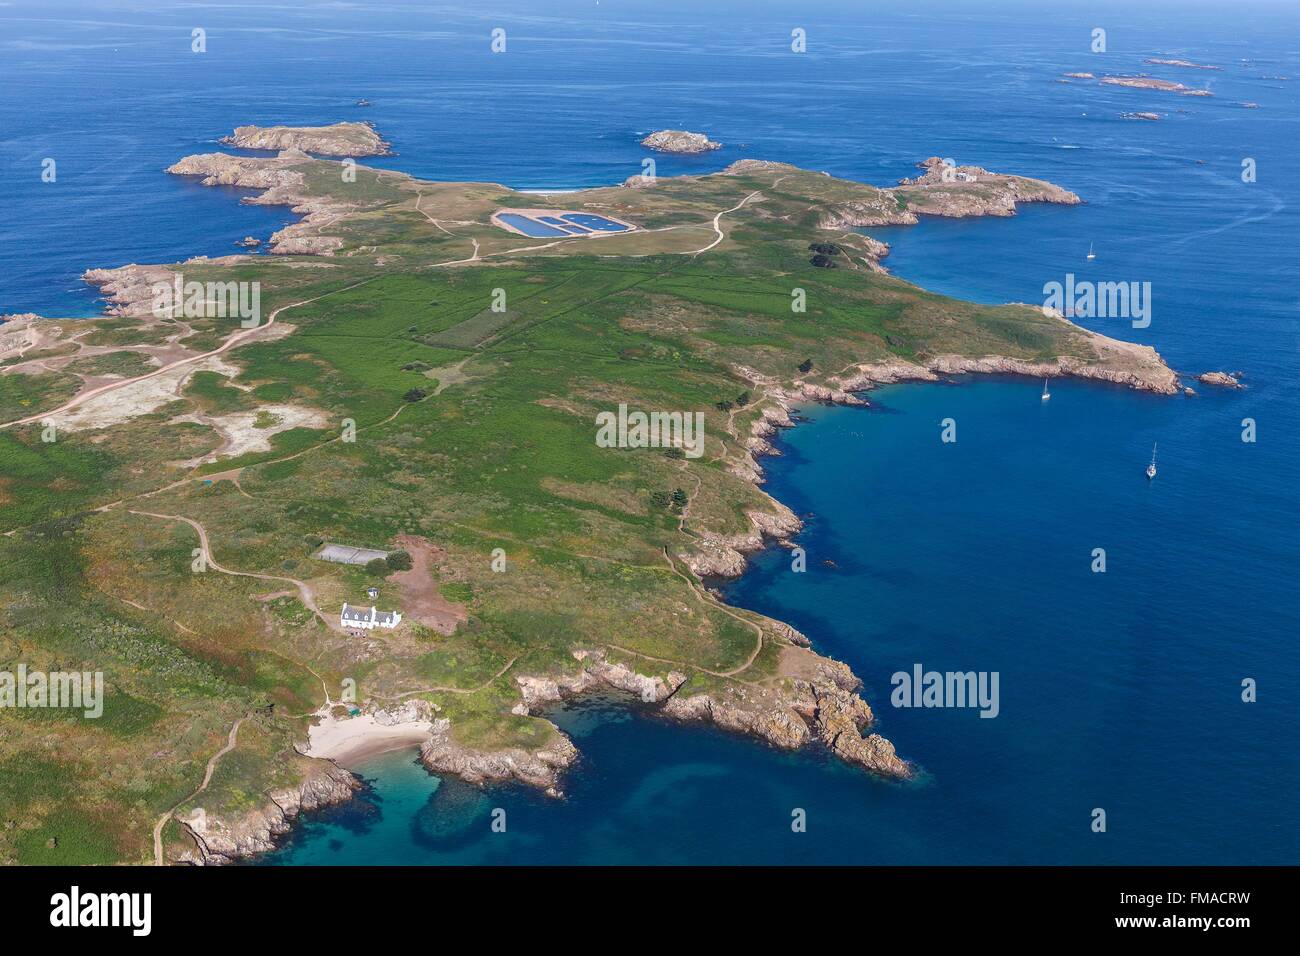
[{"x1": 2, "y1": 0, "x2": 1296, "y2": 864}]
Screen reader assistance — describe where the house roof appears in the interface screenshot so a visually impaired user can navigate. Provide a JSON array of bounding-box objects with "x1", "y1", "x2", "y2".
[
  {"x1": 341, "y1": 603, "x2": 373, "y2": 622},
  {"x1": 341, "y1": 603, "x2": 400, "y2": 625}
]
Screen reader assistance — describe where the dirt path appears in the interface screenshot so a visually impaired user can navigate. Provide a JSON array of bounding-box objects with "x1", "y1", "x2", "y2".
[
  {"x1": 414, "y1": 192, "x2": 465, "y2": 238},
  {"x1": 657, "y1": 547, "x2": 765, "y2": 677},
  {"x1": 692, "y1": 189, "x2": 764, "y2": 256},
  {"x1": 152, "y1": 715, "x2": 245, "y2": 866},
  {"x1": 127, "y1": 509, "x2": 337, "y2": 632}
]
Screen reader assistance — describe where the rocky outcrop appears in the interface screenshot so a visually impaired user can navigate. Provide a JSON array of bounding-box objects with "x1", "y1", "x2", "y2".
[
  {"x1": 1197, "y1": 371, "x2": 1243, "y2": 388},
  {"x1": 679, "y1": 534, "x2": 751, "y2": 578},
  {"x1": 82, "y1": 263, "x2": 177, "y2": 316},
  {"x1": 419, "y1": 719, "x2": 578, "y2": 797},
  {"x1": 81, "y1": 255, "x2": 260, "y2": 316},
  {"x1": 791, "y1": 380, "x2": 868, "y2": 407},
  {"x1": 517, "y1": 650, "x2": 688, "y2": 711},
  {"x1": 890, "y1": 158, "x2": 1083, "y2": 218},
  {"x1": 679, "y1": 499, "x2": 803, "y2": 579},
  {"x1": 221, "y1": 121, "x2": 391, "y2": 156},
  {"x1": 641, "y1": 129, "x2": 722, "y2": 153},
  {"x1": 168, "y1": 150, "x2": 312, "y2": 193},
  {"x1": 812, "y1": 158, "x2": 1082, "y2": 229},
  {"x1": 663, "y1": 655, "x2": 911, "y2": 778},
  {"x1": 171, "y1": 758, "x2": 359, "y2": 865},
  {"x1": 1100, "y1": 76, "x2": 1212, "y2": 96},
  {"x1": 515, "y1": 648, "x2": 912, "y2": 783}
]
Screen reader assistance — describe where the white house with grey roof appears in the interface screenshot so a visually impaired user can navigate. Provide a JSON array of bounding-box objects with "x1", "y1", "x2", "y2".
[{"x1": 341, "y1": 603, "x2": 402, "y2": 631}]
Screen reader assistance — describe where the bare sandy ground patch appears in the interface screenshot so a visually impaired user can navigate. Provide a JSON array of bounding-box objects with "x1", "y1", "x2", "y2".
[
  {"x1": 388, "y1": 535, "x2": 468, "y2": 635},
  {"x1": 779, "y1": 645, "x2": 834, "y2": 681},
  {"x1": 423, "y1": 356, "x2": 477, "y2": 394},
  {"x1": 42, "y1": 355, "x2": 243, "y2": 431},
  {"x1": 177, "y1": 403, "x2": 330, "y2": 463},
  {"x1": 0, "y1": 316, "x2": 63, "y2": 362}
]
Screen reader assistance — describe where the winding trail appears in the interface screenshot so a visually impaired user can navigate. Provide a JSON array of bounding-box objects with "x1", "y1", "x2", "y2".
[
  {"x1": 152, "y1": 716, "x2": 246, "y2": 866},
  {"x1": 657, "y1": 547, "x2": 765, "y2": 676},
  {"x1": 127, "y1": 509, "x2": 336, "y2": 631},
  {"x1": 693, "y1": 189, "x2": 764, "y2": 256}
]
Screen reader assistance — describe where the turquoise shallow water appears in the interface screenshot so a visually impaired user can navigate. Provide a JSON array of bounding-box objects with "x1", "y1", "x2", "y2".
[{"x1": 2, "y1": 0, "x2": 1296, "y2": 864}]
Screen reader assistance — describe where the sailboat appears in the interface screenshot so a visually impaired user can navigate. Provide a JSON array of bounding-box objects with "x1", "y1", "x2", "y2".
[
  {"x1": 1086, "y1": 242, "x2": 1096, "y2": 261},
  {"x1": 1041, "y1": 377, "x2": 1051, "y2": 401},
  {"x1": 1146, "y1": 442, "x2": 1158, "y2": 480}
]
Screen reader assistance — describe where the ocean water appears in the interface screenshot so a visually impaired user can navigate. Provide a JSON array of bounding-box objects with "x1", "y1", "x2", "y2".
[{"x1": 2, "y1": 0, "x2": 1296, "y2": 864}]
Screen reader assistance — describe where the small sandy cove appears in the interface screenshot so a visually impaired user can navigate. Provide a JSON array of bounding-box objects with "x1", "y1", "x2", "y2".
[{"x1": 306, "y1": 708, "x2": 433, "y2": 768}]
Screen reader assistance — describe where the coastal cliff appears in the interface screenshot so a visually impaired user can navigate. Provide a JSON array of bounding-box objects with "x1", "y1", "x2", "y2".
[
  {"x1": 1198, "y1": 371, "x2": 1243, "y2": 388},
  {"x1": 170, "y1": 757, "x2": 359, "y2": 865},
  {"x1": 830, "y1": 340, "x2": 1180, "y2": 397},
  {"x1": 419, "y1": 719, "x2": 579, "y2": 797},
  {"x1": 891, "y1": 156, "x2": 1083, "y2": 217}
]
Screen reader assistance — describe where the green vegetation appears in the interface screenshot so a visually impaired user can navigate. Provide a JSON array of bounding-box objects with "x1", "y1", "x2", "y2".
[{"x1": 64, "y1": 351, "x2": 157, "y2": 378}]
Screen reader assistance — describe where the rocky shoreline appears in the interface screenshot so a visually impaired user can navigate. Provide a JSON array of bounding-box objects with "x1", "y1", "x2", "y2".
[
  {"x1": 835, "y1": 347, "x2": 1180, "y2": 396},
  {"x1": 168, "y1": 757, "x2": 360, "y2": 865},
  {"x1": 423, "y1": 314, "x2": 1188, "y2": 798}
]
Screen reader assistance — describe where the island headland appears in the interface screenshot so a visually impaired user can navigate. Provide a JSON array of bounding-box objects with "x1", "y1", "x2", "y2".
[{"x1": 1, "y1": 122, "x2": 1191, "y2": 864}]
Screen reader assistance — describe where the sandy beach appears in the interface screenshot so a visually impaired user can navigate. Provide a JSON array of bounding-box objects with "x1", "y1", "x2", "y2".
[{"x1": 306, "y1": 711, "x2": 433, "y2": 769}]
